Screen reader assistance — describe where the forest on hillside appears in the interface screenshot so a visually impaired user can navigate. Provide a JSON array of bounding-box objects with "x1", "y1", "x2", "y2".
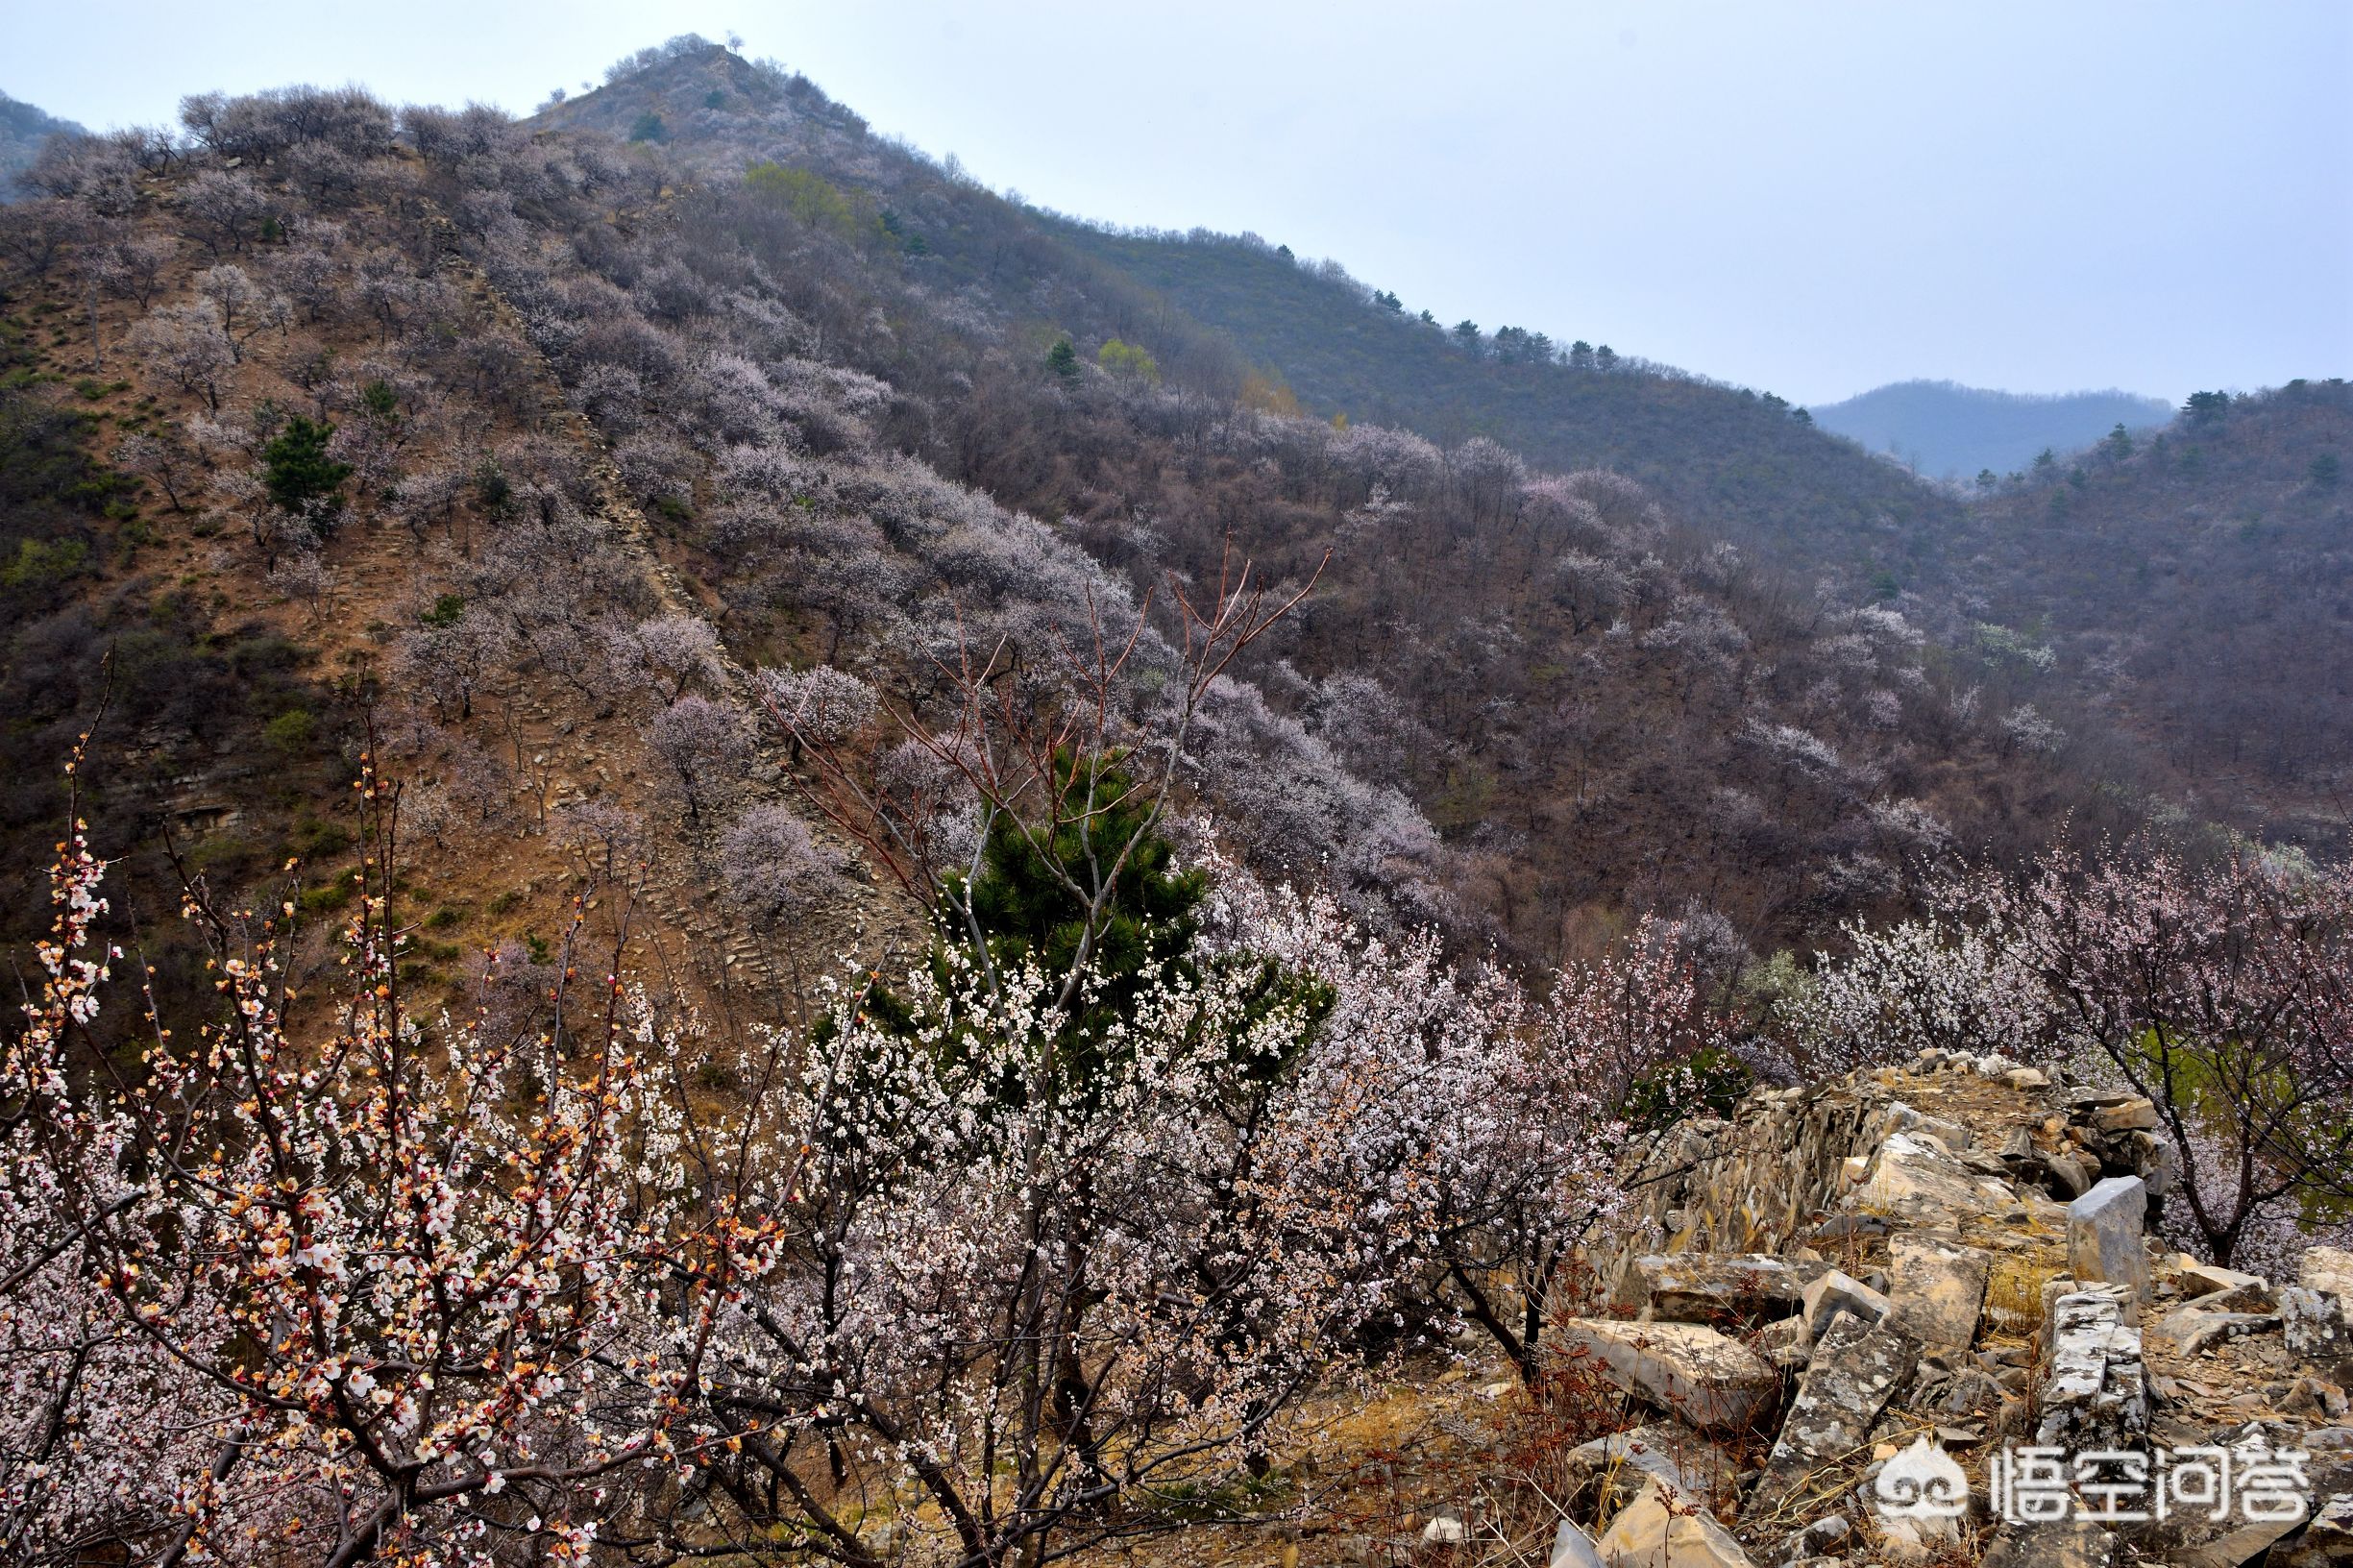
[{"x1": 0, "y1": 35, "x2": 2347, "y2": 1568}]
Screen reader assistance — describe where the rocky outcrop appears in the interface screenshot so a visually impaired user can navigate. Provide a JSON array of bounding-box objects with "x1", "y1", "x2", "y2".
[
  {"x1": 1536, "y1": 1051, "x2": 2353, "y2": 1567},
  {"x1": 1635, "y1": 1253, "x2": 1819, "y2": 1322}
]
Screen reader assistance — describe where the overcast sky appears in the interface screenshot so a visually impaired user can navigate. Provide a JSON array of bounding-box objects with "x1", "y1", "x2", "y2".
[{"x1": 9, "y1": 0, "x2": 2348, "y2": 404}]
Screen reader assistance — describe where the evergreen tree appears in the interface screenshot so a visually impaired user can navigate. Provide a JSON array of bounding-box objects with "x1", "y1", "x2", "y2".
[{"x1": 260, "y1": 414, "x2": 351, "y2": 519}]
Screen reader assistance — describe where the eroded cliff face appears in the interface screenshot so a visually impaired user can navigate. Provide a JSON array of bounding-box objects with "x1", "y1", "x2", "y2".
[{"x1": 1542, "y1": 1050, "x2": 2353, "y2": 1568}]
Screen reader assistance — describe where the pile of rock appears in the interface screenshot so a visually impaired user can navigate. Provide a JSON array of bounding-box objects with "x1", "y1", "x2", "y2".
[{"x1": 1529, "y1": 1051, "x2": 2353, "y2": 1568}]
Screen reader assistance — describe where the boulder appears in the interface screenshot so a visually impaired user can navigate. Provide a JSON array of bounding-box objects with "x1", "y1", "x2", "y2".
[
  {"x1": 1563, "y1": 1423, "x2": 1740, "y2": 1515},
  {"x1": 1800, "y1": 1267, "x2": 1892, "y2": 1342},
  {"x1": 2277, "y1": 1491, "x2": 2353, "y2": 1566},
  {"x1": 2176, "y1": 1261, "x2": 2268, "y2": 1300},
  {"x1": 1555, "y1": 1320, "x2": 1780, "y2": 1434},
  {"x1": 2160, "y1": 1305, "x2": 2282, "y2": 1357},
  {"x1": 2089, "y1": 1097, "x2": 2159, "y2": 1133},
  {"x1": 2067, "y1": 1175, "x2": 2150, "y2": 1300},
  {"x1": 1635, "y1": 1253, "x2": 1815, "y2": 1321},
  {"x1": 2041, "y1": 1147, "x2": 2099, "y2": 1199},
  {"x1": 1753, "y1": 1311, "x2": 1918, "y2": 1513},
  {"x1": 1592, "y1": 1478, "x2": 1752, "y2": 1568},
  {"x1": 1886, "y1": 1237, "x2": 1992, "y2": 1354}
]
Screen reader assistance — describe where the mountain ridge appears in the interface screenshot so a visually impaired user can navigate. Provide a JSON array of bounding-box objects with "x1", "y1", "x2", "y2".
[{"x1": 1813, "y1": 378, "x2": 2178, "y2": 481}]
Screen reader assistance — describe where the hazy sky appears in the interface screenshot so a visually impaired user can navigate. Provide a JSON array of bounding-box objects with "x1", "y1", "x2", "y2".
[{"x1": 9, "y1": 0, "x2": 2348, "y2": 404}]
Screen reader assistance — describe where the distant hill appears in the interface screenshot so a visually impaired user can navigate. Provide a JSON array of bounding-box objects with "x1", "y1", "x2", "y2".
[
  {"x1": 1954, "y1": 379, "x2": 2353, "y2": 815},
  {"x1": 1047, "y1": 224, "x2": 1969, "y2": 590},
  {"x1": 1813, "y1": 380, "x2": 2175, "y2": 481},
  {"x1": 0, "y1": 90, "x2": 84, "y2": 198}
]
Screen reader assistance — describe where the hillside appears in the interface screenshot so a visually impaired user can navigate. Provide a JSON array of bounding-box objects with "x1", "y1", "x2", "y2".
[
  {"x1": 1051, "y1": 222, "x2": 1975, "y2": 593},
  {"x1": 1812, "y1": 379, "x2": 2176, "y2": 482},
  {"x1": 523, "y1": 39, "x2": 2158, "y2": 961},
  {"x1": 5, "y1": 40, "x2": 2353, "y2": 1568},
  {"x1": 0, "y1": 90, "x2": 83, "y2": 196},
  {"x1": 537, "y1": 41, "x2": 1973, "y2": 601},
  {"x1": 1957, "y1": 380, "x2": 2353, "y2": 812},
  {"x1": 530, "y1": 42, "x2": 2351, "y2": 856}
]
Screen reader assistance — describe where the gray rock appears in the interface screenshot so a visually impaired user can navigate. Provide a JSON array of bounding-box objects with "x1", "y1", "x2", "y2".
[
  {"x1": 1753, "y1": 1311, "x2": 1919, "y2": 1514},
  {"x1": 1555, "y1": 1319, "x2": 1781, "y2": 1433},
  {"x1": 2286, "y1": 1286, "x2": 2353, "y2": 1361},
  {"x1": 2277, "y1": 1490, "x2": 2353, "y2": 1566},
  {"x1": 2068, "y1": 1175, "x2": 2150, "y2": 1299},
  {"x1": 1549, "y1": 1517, "x2": 1605, "y2": 1568},
  {"x1": 1886, "y1": 1237, "x2": 1991, "y2": 1354},
  {"x1": 1783, "y1": 1514, "x2": 1851, "y2": 1558},
  {"x1": 1801, "y1": 1268, "x2": 1893, "y2": 1342},
  {"x1": 2038, "y1": 1284, "x2": 2147, "y2": 1449},
  {"x1": 2161, "y1": 1306, "x2": 2282, "y2": 1358},
  {"x1": 2199, "y1": 1279, "x2": 2278, "y2": 1314},
  {"x1": 1636, "y1": 1252, "x2": 1817, "y2": 1321},
  {"x1": 1563, "y1": 1423, "x2": 1739, "y2": 1515}
]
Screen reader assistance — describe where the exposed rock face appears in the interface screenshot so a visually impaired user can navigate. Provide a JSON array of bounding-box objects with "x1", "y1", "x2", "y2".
[
  {"x1": 2306, "y1": 1248, "x2": 2353, "y2": 1297},
  {"x1": 1634, "y1": 1253, "x2": 1817, "y2": 1321},
  {"x1": 1860, "y1": 1130, "x2": 2017, "y2": 1219},
  {"x1": 1554, "y1": 1319, "x2": 1779, "y2": 1434}
]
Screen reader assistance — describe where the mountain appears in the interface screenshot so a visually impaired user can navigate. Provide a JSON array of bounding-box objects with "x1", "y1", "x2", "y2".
[
  {"x1": 4, "y1": 41, "x2": 2350, "y2": 1568},
  {"x1": 0, "y1": 90, "x2": 84, "y2": 196},
  {"x1": 527, "y1": 39, "x2": 2143, "y2": 955},
  {"x1": 538, "y1": 41, "x2": 1973, "y2": 604},
  {"x1": 1812, "y1": 379, "x2": 2177, "y2": 481},
  {"x1": 1955, "y1": 379, "x2": 2353, "y2": 819}
]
